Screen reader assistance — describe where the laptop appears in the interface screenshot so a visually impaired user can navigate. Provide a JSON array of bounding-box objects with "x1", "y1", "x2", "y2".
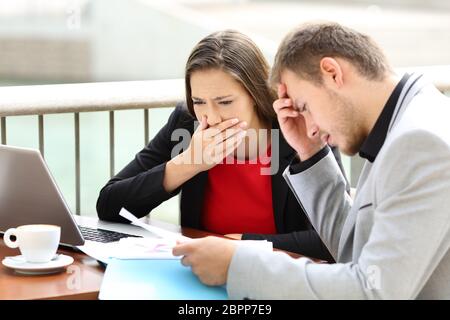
[{"x1": 0, "y1": 144, "x2": 148, "y2": 247}]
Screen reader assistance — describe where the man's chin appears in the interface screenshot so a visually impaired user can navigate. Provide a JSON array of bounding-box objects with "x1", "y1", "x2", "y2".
[
  {"x1": 335, "y1": 140, "x2": 358, "y2": 156},
  {"x1": 342, "y1": 150, "x2": 358, "y2": 157}
]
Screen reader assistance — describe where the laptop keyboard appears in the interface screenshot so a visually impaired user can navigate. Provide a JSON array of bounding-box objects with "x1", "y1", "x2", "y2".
[{"x1": 79, "y1": 226, "x2": 141, "y2": 243}]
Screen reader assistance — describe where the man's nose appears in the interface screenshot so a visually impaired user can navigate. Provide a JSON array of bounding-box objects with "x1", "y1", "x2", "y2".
[{"x1": 303, "y1": 112, "x2": 320, "y2": 139}]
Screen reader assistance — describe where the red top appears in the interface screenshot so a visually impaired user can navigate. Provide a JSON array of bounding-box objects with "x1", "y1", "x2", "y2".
[{"x1": 202, "y1": 147, "x2": 276, "y2": 235}]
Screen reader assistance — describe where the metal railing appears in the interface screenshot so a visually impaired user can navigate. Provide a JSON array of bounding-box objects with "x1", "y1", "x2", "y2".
[
  {"x1": 0, "y1": 79, "x2": 184, "y2": 215},
  {"x1": 1, "y1": 66, "x2": 450, "y2": 213}
]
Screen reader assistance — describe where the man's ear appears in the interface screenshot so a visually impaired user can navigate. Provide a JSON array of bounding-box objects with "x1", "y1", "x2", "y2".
[{"x1": 320, "y1": 57, "x2": 344, "y2": 88}]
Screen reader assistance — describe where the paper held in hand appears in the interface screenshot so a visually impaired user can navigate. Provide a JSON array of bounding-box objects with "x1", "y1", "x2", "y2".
[
  {"x1": 118, "y1": 208, "x2": 187, "y2": 241},
  {"x1": 77, "y1": 209, "x2": 188, "y2": 262},
  {"x1": 78, "y1": 208, "x2": 273, "y2": 263}
]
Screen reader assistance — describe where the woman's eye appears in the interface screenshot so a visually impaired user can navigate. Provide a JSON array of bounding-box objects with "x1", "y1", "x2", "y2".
[
  {"x1": 219, "y1": 100, "x2": 233, "y2": 105},
  {"x1": 193, "y1": 101, "x2": 205, "y2": 105}
]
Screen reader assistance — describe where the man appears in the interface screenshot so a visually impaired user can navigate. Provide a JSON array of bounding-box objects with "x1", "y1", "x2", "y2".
[{"x1": 173, "y1": 22, "x2": 450, "y2": 299}]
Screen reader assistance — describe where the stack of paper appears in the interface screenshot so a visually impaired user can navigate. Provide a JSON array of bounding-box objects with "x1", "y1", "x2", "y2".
[
  {"x1": 115, "y1": 237, "x2": 179, "y2": 259},
  {"x1": 90, "y1": 208, "x2": 273, "y2": 299},
  {"x1": 98, "y1": 238, "x2": 274, "y2": 300},
  {"x1": 99, "y1": 259, "x2": 228, "y2": 300}
]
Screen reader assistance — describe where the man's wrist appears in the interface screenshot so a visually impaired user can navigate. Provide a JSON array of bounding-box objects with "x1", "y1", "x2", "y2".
[
  {"x1": 290, "y1": 145, "x2": 331, "y2": 174},
  {"x1": 296, "y1": 142, "x2": 327, "y2": 162}
]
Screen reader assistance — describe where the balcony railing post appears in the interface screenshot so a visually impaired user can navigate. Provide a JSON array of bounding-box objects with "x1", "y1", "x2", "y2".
[
  {"x1": 109, "y1": 111, "x2": 115, "y2": 178},
  {"x1": 144, "y1": 108, "x2": 149, "y2": 146},
  {"x1": 74, "y1": 112, "x2": 81, "y2": 215},
  {"x1": 38, "y1": 115, "x2": 44, "y2": 157},
  {"x1": 0, "y1": 117, "x2": 6, "y2": 145}
]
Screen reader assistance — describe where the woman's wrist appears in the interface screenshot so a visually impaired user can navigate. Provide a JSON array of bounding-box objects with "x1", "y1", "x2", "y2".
[
  {"x1": 163, "y1": 152, "x2": 203, "y2": 193},
  {"x1": 171, "y1": 151, "x2": 204, "y2": 175}
]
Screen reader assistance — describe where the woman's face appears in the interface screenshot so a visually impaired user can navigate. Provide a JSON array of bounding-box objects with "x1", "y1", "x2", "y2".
[{"x1": 190, "y1": 68, "x2": 258, "y2": 128}]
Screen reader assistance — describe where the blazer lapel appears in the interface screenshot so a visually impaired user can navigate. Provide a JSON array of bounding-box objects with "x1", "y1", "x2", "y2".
[
  {"x1": 180, "y1": 171, "x2": 208, "y2": 228},
  {"x1": 271, "y1": 125, "x2": 296, "y2": 233}
]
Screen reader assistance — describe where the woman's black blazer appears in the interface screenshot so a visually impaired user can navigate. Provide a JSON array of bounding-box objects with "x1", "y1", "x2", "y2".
[{"x1": 96, "y1": 102, "x2": 349, "y2": 261}]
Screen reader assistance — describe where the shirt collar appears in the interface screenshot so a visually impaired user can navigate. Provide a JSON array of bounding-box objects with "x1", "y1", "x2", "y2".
[{"x1": 359, "y1": 73, "x2": 412, "y2": 162}]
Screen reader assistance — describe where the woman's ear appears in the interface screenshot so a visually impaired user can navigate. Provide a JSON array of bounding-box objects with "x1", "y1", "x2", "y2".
[{"x1": 320, "y1": 57, "x2": 344, "y2": 88}]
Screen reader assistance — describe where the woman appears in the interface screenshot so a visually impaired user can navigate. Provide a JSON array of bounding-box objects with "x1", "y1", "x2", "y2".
[{"x1": 96, "y1": 30, "x2": 349, "y2": 261}]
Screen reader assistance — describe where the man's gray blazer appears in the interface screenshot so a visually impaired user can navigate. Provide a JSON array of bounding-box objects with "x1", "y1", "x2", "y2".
[{"x1": 227, "y1": 74, "x2": 450, "y2": 299}]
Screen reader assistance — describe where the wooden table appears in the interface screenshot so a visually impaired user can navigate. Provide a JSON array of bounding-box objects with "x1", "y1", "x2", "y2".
[{"x1": 0, "y1": 222, "x2": 301, "y2": 300}]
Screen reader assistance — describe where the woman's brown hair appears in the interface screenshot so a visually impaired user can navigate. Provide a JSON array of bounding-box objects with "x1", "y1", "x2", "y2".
[{"x1": 185, "y1": 30, "x2": 276, "y2": 123}]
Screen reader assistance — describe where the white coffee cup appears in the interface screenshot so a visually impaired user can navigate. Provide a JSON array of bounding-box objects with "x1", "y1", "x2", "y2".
[{"x1": 3, "y1": 225, "x2": 61, "y2": 263}]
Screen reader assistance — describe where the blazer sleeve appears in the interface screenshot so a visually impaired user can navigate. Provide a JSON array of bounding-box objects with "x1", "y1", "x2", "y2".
[
  {"x1": 282, "y1": 147, "x2": 352, "y2": 259},
  {"x1": 240, "y1": 146, "x2": 347, "y2": 262},
  {"x1": 96, "y1": 103, "x2": 191, "y2": 223},
  {"x1": 241, "y1": 230, "x2": 334, "y2": 262}
]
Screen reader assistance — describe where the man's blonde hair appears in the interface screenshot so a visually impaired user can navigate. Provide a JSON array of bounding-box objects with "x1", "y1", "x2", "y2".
[{"x1": 270, "y1": 22, "x2": 392, "y2": 86}]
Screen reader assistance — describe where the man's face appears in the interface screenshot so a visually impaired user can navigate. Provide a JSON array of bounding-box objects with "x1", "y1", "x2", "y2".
[{"x1": 281, "y1": 69, "x2": 366, "y2": 155}]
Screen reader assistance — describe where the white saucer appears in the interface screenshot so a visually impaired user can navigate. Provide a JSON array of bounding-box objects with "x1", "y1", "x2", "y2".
[{"x1": 2, "y1": 254, "x2": 74, "y2": 275}]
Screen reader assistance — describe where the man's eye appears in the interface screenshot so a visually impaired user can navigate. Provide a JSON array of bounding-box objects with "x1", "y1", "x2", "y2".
[
  {"x1": 219, "y1": 100, "x2": 233, "y2": 105},
  {"x1": 298, "y1": 103, "x2": 307, "y2": 112}
]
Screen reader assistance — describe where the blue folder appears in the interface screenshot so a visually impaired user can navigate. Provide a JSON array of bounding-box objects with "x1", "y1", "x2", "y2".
[{"x1": 99, "y1": 259, "x2": 228, "y2": 300}]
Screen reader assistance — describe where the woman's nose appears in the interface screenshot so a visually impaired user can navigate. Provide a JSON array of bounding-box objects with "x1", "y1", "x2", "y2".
[{"x1": 205, "y1": 106, "x2": 222, "y2": 126}]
